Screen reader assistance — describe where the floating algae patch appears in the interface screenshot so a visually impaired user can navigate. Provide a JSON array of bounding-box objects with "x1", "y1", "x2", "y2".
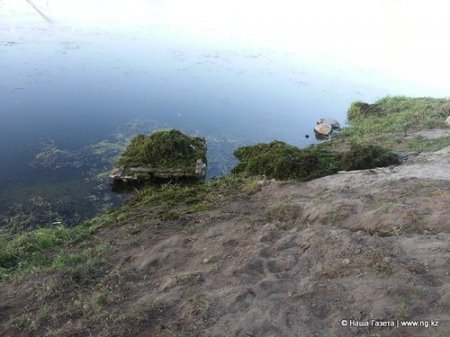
[
  {"x1": 30, "y1": 140, "x2": 70, "y2": 169},
  {"x1": 29, "y1": 119, "x2": 166, "y2": 171},
  {"x1": 0, "y1": 196, "x2": 81, "y2": 231},
  {"x1": 29, "y1": 137, "x2": 127, "y2": 170},
  {"x1": 0, "y1": 119, "x2": 167, "y2": 231},
  {"x1": 232, "y1": 141, "x2": 339, "y2": 181},
  {"x1": 111, "y1": 129, "x2": 207, "y2": 182}
]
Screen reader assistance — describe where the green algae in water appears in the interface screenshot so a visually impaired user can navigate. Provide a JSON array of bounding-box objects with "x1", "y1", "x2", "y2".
[
  {"x1": 1, "y1": 119, "x2": 164, "y2": 231},
  {"x1": 117, "y1": 129, "x2": 207, "y2": 169}
]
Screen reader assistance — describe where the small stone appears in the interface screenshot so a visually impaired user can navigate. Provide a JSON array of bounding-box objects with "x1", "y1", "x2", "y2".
[
  {"x1": 314, "y1": 123, "x2": 332, "y2": 136},
  {"x1": 342, "y1": 258, "x2": 351, "y2": 265},
  {"x1": 317, "y1": 118, "x2": 340, "y2": 129}
]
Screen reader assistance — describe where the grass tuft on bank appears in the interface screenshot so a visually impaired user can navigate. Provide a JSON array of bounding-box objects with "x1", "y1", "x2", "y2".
[
  {"x1": 339, "y1": 144, "x2": 400, "y2": 171},
  {"x1": 341, "y1": 96, "x2": 450, "y2": 149},
  {"x1": 0, "y1": 211, "x2": 116, "y2": 282}
]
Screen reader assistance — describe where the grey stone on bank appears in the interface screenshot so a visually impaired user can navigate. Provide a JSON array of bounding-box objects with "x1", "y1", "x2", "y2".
[
  {"x1": 317, "y1": 117, "x2": 341, "y2": 129},
  {"x1": 314, "y1": 122, "x2": 332, "y2": 136}
]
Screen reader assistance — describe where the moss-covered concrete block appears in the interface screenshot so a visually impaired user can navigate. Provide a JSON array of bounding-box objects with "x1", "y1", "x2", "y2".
[{"x1": 110, "y1": 130, "x2": 207, "y2": 182}]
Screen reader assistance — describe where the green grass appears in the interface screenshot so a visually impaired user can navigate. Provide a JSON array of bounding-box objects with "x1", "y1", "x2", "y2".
[
  {"x1": 0, "y1": 210, "x2": 116, "y2": 282},
  {"x1": 338, "y1": 96, "x2": 450, "y2": 151},
  {"x1": 0, "y1": 176, "x2": 252, "y2": 282},
  {"x1": 397, "y1": 298, "x2": 409, "y2": 318},
  {"x1": 128, "y1": 176, "x2": 251, "y2": 221},
  {"x1": 407, "y1": 135, "x2": 450, "y2": 151}
]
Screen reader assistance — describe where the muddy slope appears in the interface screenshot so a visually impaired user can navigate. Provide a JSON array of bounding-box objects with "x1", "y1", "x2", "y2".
[{"x1": 1, "y1": 147, "x2": 449, "y2": 337}]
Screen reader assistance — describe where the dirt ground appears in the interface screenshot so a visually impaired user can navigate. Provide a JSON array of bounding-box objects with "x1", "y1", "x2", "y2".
[{"x1": 1, "y1": 145, "x2": 449, "y2": 337}]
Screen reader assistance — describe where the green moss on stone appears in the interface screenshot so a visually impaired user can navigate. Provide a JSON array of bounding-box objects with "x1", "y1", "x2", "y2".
[{"x1": 117, "y1": 130, "x2": 207, "y2": 169}]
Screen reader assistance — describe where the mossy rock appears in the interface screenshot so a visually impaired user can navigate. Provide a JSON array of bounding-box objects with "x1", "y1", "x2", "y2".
[
  {"x1": 117, "y1": 129, "x2": 207, "y2": 169},
  {"x1": 232, "y1": 141, "x2": 339, "y2": 181},
  {"x1": 338, "y1": 144, "x2": 400, "y2": 171}
]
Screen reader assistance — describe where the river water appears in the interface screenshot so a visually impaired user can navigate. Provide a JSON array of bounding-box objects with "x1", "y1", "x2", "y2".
[{"x1": 1, "y1": 0, "x2": 449, "y2": 229}]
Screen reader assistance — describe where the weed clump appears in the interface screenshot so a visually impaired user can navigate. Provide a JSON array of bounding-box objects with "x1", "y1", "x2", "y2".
[
  {"x1": 232, "y1": 141, "x2": 399, "y2": 180},
  {"x1": 347, "y1": 97, "x2": 449, "y2": 134},
  {"x1": 232, "y1": 141, "x2": 339, "y2": 180},
  {"x1": 348, "y1": 101, "x2": 372, "y2": 120},
  {"x1": 117, "y1": 130, "x2": 206, "y2": 169},
  {"x1": 0, "y1": 211, "x2": 115, "y2": 281},
  {"x1": 339, "y1": 144, "x2": 400, "y2": 171}
]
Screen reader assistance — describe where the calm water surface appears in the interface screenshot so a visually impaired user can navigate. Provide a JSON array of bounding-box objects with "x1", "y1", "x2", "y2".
[{"x1": 1, "y1": 0, "x2": 449, "y2": 228}]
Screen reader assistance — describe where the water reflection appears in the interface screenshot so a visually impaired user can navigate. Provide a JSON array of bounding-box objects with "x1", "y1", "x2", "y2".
[{"x1": 4, "y1": 0, "x2": 450, "y2": 93}]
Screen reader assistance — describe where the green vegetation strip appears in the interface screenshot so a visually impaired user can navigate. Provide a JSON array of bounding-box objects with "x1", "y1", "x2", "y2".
[
  {"x1": 231, "y1": 96, "x2": 450, "y2": 179},
  {"x1": 232, "y1": 141, "x2": 399, "y2": 180},
  {"x1": 0, "y1": 176, "x2": 253, "y2": 282},
  {"x1": 0, "y1": 211, "x2": 116, "y2": 281}
]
